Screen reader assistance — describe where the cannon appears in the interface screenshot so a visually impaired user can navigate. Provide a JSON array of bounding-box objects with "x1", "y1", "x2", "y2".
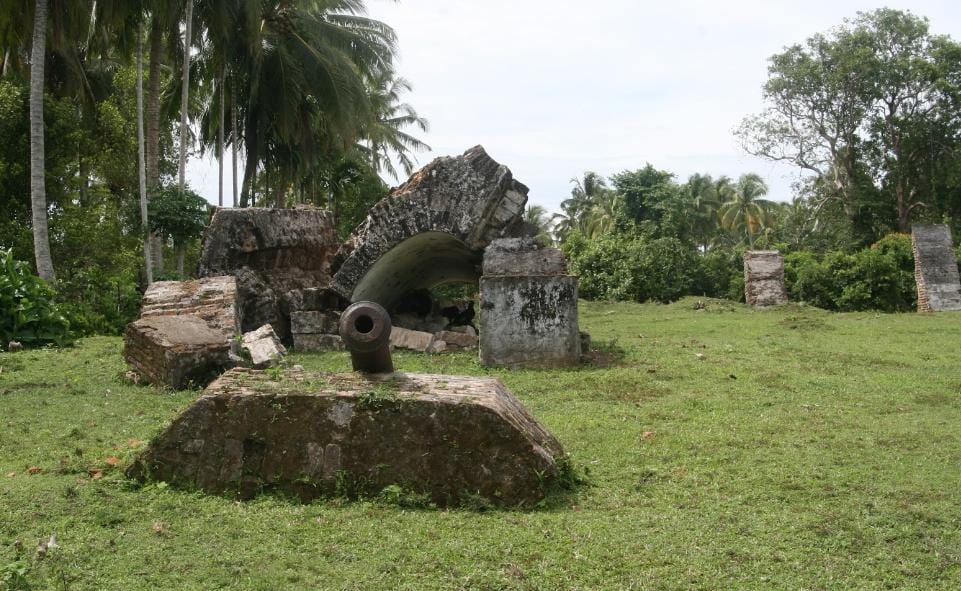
[{"x1": 338, "y1": 301, "x2": 394, "y2": 374}]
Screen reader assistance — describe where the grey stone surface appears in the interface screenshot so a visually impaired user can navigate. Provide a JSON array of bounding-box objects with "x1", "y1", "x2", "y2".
[
  {"x1": 389, "y1": 326, "x2": 436, "y2": 352},
  {"x1": 242, "y1": 324, "x2": 287, "y2": 369},
  {"x1": 435, "y1": 330, "x2": 478, "y2": 350},
  {"x1": 483, "y1": 238, "x2": 568, "y2": 276},
  {"x1": 123, "y1": 316, "x2": 231, "y2": 389},
  {"x1": 290, "y1": 311, "x2": 340, "y2": 335},
  {"x1": 198, "y1": 207, "x2": 341, "y2": 340},
  {"x1": 140, "y1": 276, "x2": 239, "y2": 339},
  {"x1": 479, "y1": 239, "x2": 581, "y2": 368},
  {"x1": 743, "y1": 251, "x2": 788, "y2": 307},
  {"x1": 912, "y1": 224, "x2": 961, "y2": 312},
  {"x1": 330, "y1": 146, "x2": 529, "y2": 308},
  {"x1": 292, "y1": 333, "x2": 345, "y2": 351},
  {"x1": 480, "y1": 275, "x2": 581, "y2": 367},
  {"x1": 127, "y1": 368, "x2": 567, "y2": 507}
]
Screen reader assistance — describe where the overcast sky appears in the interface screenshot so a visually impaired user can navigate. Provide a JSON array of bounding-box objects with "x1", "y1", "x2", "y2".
[{"x1": 187, "y1": 0, "x2": 961, "y2": 212}]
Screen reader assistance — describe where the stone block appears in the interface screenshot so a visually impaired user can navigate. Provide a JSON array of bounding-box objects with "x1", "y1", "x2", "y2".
[
  {"x1": 912, "y1": 224, "x2": 961, "y2": 312},
  {"x1": 242, "y1": 325, "x2": 287, "y2": 369},
  {"x1": 123, "y1": 316, "x2": 231, "y2": 389},
  {"x1": 389, "y1": 326, "x2": 436, "y2": 352},
  {"x1": 482, "y1": 238, "x2": 568, "y2": 276},
  {"x1": 743, "y1": 251, "x2": 787, "y2": 307},
  {"x1": 127, "y1": 368, "x2": 567, "y2": 507},
  {"x1": 292, "y1": 334, "x2": 346, "y2": 351},
  {"x1": 290, "y1": 311, "x2": 340, "y2": 335},
  {"x1": 435, "y1": 330, "x2": 478, "y2": 350},
  {"x1": 479, "y1": 275, "x2": 581, "y2": 368},
  {"x1": 140, "y1": 276, "x2": 239, "y2": 339}
]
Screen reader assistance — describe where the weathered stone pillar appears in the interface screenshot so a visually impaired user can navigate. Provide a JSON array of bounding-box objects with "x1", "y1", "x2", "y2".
[
  {"x1": 743, "y1": 250, "x2": 788, "y2": 307},
  {"x1": 912, "y1": 224, "x2": 961, "y2": 312},
  {"x1": 479, "y1": 239, "x2": 581, "y2": 367}
]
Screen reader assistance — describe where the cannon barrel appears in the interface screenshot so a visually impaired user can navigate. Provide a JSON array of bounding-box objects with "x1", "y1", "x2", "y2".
[{"x1": 338, "y1": 301, "x2": 395, "y2": 374}]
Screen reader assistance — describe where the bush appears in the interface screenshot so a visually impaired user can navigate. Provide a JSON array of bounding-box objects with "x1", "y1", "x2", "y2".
[
  {"x1": 784, "y1": 234, "x2": 915, "y2": 312},
  {"x1": 565, "y1": 233, "x2": 699, "y2": 303},
  {"x1": 55, "y1": 266, "x2": 142, "y2": 336},
  {"x1": 0, "y1": 249, "x2": 72, "y2": 347},
  {"x1": 693, "y1": 250, "x2": 743, "y2": 301}
]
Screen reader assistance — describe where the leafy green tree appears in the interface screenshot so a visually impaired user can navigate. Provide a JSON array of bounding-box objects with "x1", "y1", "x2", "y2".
[
  {"x1": 148, "y1": 185, "x2": 209, "y2": 276},
  {"x1": 523, "y1": 204, "x2": 553, "y2": 246},
  {"x1": 738, "y1": 9, "x2": 961, "y2": 236}
]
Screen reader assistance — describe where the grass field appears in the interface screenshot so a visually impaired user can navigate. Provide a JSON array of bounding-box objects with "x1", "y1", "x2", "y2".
[{"x1": 1, "y1": 298, "x2": 960, "y2": 590}]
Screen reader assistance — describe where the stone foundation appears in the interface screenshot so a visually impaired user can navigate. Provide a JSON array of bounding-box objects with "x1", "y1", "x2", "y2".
[
  {"x1": 479, "y1": 239, "x2": 581, "y2": 367},
  {"x1": 743, "y1": 250, "x2": 788, "y2": 307},
  {"x1": 127, "y1": 368, "x2": 566, "y2": 507}
]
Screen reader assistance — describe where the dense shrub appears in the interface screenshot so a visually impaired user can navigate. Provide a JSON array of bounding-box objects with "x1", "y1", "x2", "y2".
[
  {"x1": 55, "y1": 267, "x2": 142, "y2": 336},
  {"x1": 784, "y1": 234, "x2": 915, "y2": 312},
  {"x1": 693, "y1": 250, "x2": 744, "y2": 301},
  {"x1": 0, "y1": 249, "x2": 72, "y2": 347},
  {"x1": 565, "y1": 233, "x2": 699, "y2": 302}
]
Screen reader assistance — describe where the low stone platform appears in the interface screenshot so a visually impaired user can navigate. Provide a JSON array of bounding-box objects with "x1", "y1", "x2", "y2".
[
  {"x1": 123, "y1": 316, "x2": 231, "y2": 389},
  {"x1": 127, "y1": 368, "x2": 566, "y2": 506}
]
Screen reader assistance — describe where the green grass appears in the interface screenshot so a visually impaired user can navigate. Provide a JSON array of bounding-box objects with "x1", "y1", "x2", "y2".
[{"x1": 1, "y1": 297, "x2": 960, "y2": 590}]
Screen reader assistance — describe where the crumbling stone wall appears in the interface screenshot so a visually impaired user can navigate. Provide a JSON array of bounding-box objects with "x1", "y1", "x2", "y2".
[
  {"x1": 479, "y1": 238, "x2": 581, "y2": 367},
  {"x1": 198, "y1": 207, "x2": 341, "y2": 340},
  {"x1": 743, "y1": 251, "x2": 788, "y2": 307},
  {"x1": 912, "y1": 224, "x2": 961, "y2": 312},
  {"x1": 330, "y1": 146, "x2": 529, "y2": 308}
]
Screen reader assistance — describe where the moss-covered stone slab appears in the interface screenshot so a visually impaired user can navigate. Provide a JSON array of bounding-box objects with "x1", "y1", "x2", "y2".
[{"x1": 127, "y1": 368, "x2": 566, "y2": 506}]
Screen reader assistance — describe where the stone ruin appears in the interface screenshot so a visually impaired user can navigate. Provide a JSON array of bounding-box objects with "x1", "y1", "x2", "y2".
[
  {"x1": 480, "y1": 238, "x2": 581, "y2": 367},
  {"x1": 123, "y1": 146, "x2": 584, "y2": 388},
  {"x1": 743, "y1": 250, "x2": 788, "y2": 307},
  {"x1": 128, "y1": 303, "x2": 568, "y2": 507},
  {"x1": 911, "y1": 224, "x2": 961, "y2": 312}
]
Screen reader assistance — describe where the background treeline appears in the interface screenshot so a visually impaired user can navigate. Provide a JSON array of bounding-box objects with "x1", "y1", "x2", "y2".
[
  {"x1": 537, "y1": 9, "x2": 961, "y2": 312},
  {"x1": 0, "y1": 0, "x2": 428, "y2": 342}
]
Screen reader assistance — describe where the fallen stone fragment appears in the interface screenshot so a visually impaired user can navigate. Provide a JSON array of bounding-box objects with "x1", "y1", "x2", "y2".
[
  {"x1": 427, "y1": 339, "x2": 448, "y2": 354},
  {"x1": 127, "y1": 368, "x2": 566, "y2": 506},
  {"x1": 242, "y1": 325, "x2": 287, "y2": 369},
  {"x1": 389, "y1": 326, "x2": 435, "y2": 352},
  {"x1": 447, "y1": 325, "x2": 478, "y2": 337},
  {"x1": 292, "y1": 334, "x2": 345, "y2": 351},
  {"x1": 139, "y1": 276, "x2": 239, "y2": 339},
  {"x1": 7, "y1": 341, "x2": 23, "y2": 352},
  {"x1": 434, "y1": 330, "x2": 478, "y2": 350},
  {"x1": 123, "y1": 316, "x2": 231, "y2": 389}
]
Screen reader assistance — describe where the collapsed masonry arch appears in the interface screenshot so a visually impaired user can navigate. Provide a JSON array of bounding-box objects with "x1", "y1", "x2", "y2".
[{"x1": 330, "y1": 146, "x2": 529, "y2": 309}]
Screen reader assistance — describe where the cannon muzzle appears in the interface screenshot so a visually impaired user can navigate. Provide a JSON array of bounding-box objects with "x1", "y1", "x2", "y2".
[{"x1": 338, "y1": 301, "x2": 394, "y2": 374}]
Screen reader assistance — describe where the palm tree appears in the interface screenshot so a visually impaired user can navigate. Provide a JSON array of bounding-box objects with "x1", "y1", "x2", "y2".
[
  {"x1": 583, "y1": 191, "x2": 620, "y2": 238},
  {"x1": 136, "y1": 25, "x2": 152, "y2": 283},
  {"x1": 523, "y1": 204, "x2": 553, "y2": 246},
  {"x1": 237, "y1": 1, "x2": 396, "y2": 207},
  {"x1": 718, "y1": 173, "x2": 774, "y2": 248},
  {"x1": 177, "y1": 0, "x2": 194, "y2": 191},
  {"x1": 552, "y1": 171, "x2": 609, "y2": 240},
  {"x1": 29, "y1": 0, "x2": 54, "y2": 281},
  {"x1": 363, "y1": 73, "x2": 430, "y2": 180}
]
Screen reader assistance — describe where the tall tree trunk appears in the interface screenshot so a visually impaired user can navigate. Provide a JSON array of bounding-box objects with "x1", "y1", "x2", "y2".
[
  {"x1": 231, "y1": 80, "x2": 238, "y2": 207},
  {"x1": 30, "y1": 0, "x2": 55, "y2": 281},
  {"x1": 137, "y1": 27, "x2": 153, "y2": 284},
  {"x1": 177, "y1": 0, "x2": 193, "y2": 191},
  {"x1": 146, "y1": 14, "x2": 164, "y2": 272},
  {"x1": 218, "y1": 64, "x2": 225, "y2": 207},
  {"x1": 176, "y1": 245, "x2": 185, "y2": 276}
]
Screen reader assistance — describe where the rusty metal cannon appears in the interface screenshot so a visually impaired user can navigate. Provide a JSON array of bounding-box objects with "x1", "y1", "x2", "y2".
[{"x1": 338, "y1": 301, "x2": 394, "y2": 374}]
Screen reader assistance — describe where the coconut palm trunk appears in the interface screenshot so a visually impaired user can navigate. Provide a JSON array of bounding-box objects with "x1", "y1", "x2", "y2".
[
  {"x1": 231, "y1": 81, "x2": 238, "y2": 207},
  {"x1": 29, "y1": 0, "x2": 55, "y2": 281},
  {"x1": 146, "y1": 14, "x2": 164, "y2": 273},
  {"x1": 218, "y1": 65, "x2": 224, "y2": 207},
  {"x1": 136, "y1": 27, "x2": 152, "y2": 284},
  {"x1": 177, "y1": 0, "x2": 193, "y2": 191}
]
